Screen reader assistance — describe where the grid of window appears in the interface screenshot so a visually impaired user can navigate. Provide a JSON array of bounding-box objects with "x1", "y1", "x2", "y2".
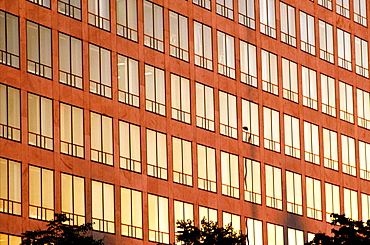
[
  {"x1": 359, "y1": 140, "x2": 370, "y2": 180},
  {"x1": 242, "y1": 99, "x2": 259, "y2": 146},
  {"x1": 169, "y1": 11, "x2": 189, "y2": 61},
  {"x1": 121, "y1": 187, "x2": 142, "y2": 239},
  {"x1": 321, "y1": 74, "x2": 336, "y2": 117},
  {"x1": 280, "y1": 2, "x2": 296, "y2": 47},
  {"x1": 288, "y1": 228, "x2": 304, "y2": 245},
  {"x1": 219, "y1": 91, "x2": 237, "y2": 139},
  {"x1": 336, "y1": 0, "x2": 350, "y2": 18},
  {"x1": 221, "y1": 151, "x2": 239, "y2": 198},
  {"x1": 238, "y1": 0, "x2": 255, "y2": 29},
  {"x1": 27, "y1": 0, "x2": 50, "y2": 8},
  {"x1": 358, "y1": 88, "x2": 370, "y2": 129},
  {"x1": 197, "y1": 144, "x2": 216, "y2": 192},
  {"x1": 61, "y1": 173, "x2": 85, "y2": 225},
  {"x1": 199, "y1": 206, "x2": 218, "y2": 223},
  {"x1": 306, "y1": 176, "x2": 322, "y2": 220},
  {"x1": 147, "y1": 129, "x2": 167, "y2": 180},
  {"x1": 172, "y1": 137, "x2": 192, "y2": 186},
  {"x1": 339, "y1": 81, "x2": 354, "y2": 123},
  {"x1": 60, "y1": 103, "x2": 84, "y2": 158},
  {"x1": 0, "y1": 11, "x2": 19, "y2": 69},
  {"x1": 58, "y1": 0, "x2": 82, "y2": 20},
  {"x1": 344, "y1": 188, "x2": 358, "y2": 220},
  {"x1": 302, "y1": 66, "x2": 318, "y2": 110},
  {"x1": 286, "y1": 171, "x2": 303, "y2": 215},
  {"x1": 196, "y1": 82, "x2": 215, "y2": 131},
  {"x1": 354, "y1": 0, "x2": 367, "y2": 26},
  {"x1": 323, "y1": 128, "x2": 338, "y2": 170},
  {"x1": 217, "y1": 31, "x2": 235, "y2": 79},
  {"x1": 145, "y1": 64, "x2": 166, "y2": 116},
  {"x1": 27, "y1": 21, "x2": 52, "y2": 79},
  {"x1": 267, "y1": 223, "x2": 284, "y2": 245},
  {"x1": 29, "y1": 165, "x2": 54, "y2": 221},
  {"x1": 222, "y1": 212, "x2": 240, "y2": 231},
  {"x1": 300, "y1": 12, "x2": 315, "y2": 55},
  {"x1": 325, "y1": 182, "x2": 340, "y2": 222},
  {"x1": 261, "y1": 50, "x2": 278, "y2": 95},
  {"x1": 0, "y1": 84, "x2": 21, "y2": 142},
  {"x1": 28, "y1": 93, "x2": 53, "y2": 150},
  {"x1": 144, "y1": 0, "x2": 164, "y2": 52},
  {"x1": 265, "y1": 165, "x2": 282, "y2": 210},
  {"x1": 260, "y1": 0, "x2": 276, "y2": 38},
  {"x1": 355, "y1": 36, "x2": 369, "y2": 78},
  {"x1": 90, "y1": 112, "x2": 113, "y2": 165},
  {"x1": 264, "y1": 107, "x2": 280, "y2": 152},
  {"x1": 341, "y1": 134, "x2": 356, "y2": 176},
  {"x1": 171, "y1": 74, "x2": 191, "y2": 124},
  {"x1": 91, "y1": 180, "x2": 115, "y2": 233},
  {"x1": 59, "y1": 33, "x2": 83, "y2": 89},
  {"x1": 148, "y1": 194, "x2": 169, "y2": 243},
  {"x1": 244, "y1": 158, "x2": 261, "y2": 204},
  {"x1": 89, "y1": 44, "x2": 112, "y2": 98},
  {"x1": 119, "y1": 121, "x2": 141, "y2": 173},
  {"x1": 304, "y1": 121, "x2": 320, "y2": 165},
  {"x1": 337, "y1": 28, "x2": 352, "y2": 70},
  {"x1": 319, "y1": 0, "x2": 332, "y2": 10},
  {"x1": 216, "y1": 0, "x2": 233, "y2": 19},
  {"x1": 319, "y1": 20, "x2": 334, "y2": 63},
  {"x1": 118, "y1": 54, "x2": 139, "y2": 107},
  {"x1": 0, "y1": 157, "x2": 21, "y2": 216},
  {"x1": 0, "y1": 233, "x2": 21, "y2": 245},
  {"x1": 246, "y1": 218, "x2": 263, "y2": 245},
  {"x1": 194, "y1": 21, "x2": 213, "y2": 70},
  {"x1": 240, "y1": 40, "x2": 257, "y2": 87},
  {"x1": 116, "y1": 0, "x2": 138, "y2": 42},
  {"x1": 284, "y1": 114, "x2": 300, "y2": 158},
  {"x1": 174, "y1": 200, "x2": 193, "y2": 241},
  {"x1": 282, "y1": 58, "x2": 298, "y2": 103},
  {"x1": 88, "y1": 0, "x2": 110, "y2": 31}
]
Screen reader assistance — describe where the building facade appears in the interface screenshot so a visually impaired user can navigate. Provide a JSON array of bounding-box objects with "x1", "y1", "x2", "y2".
[{"x1": 1, "y1": 0, "x2": 370, "y2": 244}]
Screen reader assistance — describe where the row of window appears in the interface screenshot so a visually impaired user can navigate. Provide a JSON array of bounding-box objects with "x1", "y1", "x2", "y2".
[{"x1": 1, "y1": 156, "x2": 370, "y2": 244}]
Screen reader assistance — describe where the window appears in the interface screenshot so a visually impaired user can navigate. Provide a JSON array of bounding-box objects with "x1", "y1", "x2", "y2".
[
  {"x1": 280, "y1": 2, "x2": 296, "y2": 47},
  {"x1": 193, "y1": 0, "x2": 211, "y2": 10},
  {"x1": 0, "y1": 11, "x2": 19, "y2": 69},
  {"x1": 265, "y1": 165, "x2": 282, "y2": 210},
  {"x1": 339, "y1": 81, "x2": 354, "y2": 123},
  {"x1": 355, "y1": 36, "x2": 369, "y2": 77},
  {"x1": 27, "y1": 21, "x2": 52, "y2": 79},
  {"x1": 221, "y1": 151, "x2": 239, "y2": 198},
  {"x1": 121, "y1": 187, "x2": 142, "y2": 239},
  {"x1": 27, "y1": 0, "x2": 50, "y2": 8},
  {"x1": 0, "y1": 84, "x2": 21, "y2": 142},
  {"x1": 300, "y1": 12, "x2": 315, "y2": 55},
  {"x1": 319, "y1": 0, "x2": 332, "y2": 9},
  {"x1": 336, "y1": 0, "x2": 350, "y2": 18},
  {"x1": 0, "y1": 233, "x2": 21, "y2": 245},
  {"x1": 302, "y1": 66, "x2": 317, "y2": 110},
  {"x1": 284, "y1": 114, "x2": 300, "y2": 158},
  {"x1": 91, "y1": 180, "x2": 114, "y2": 233},
  {"x1": 282, "y1": 58, "x2": 298, "y2": 103},
  {"x1": 288, "y1": 228, "x2": 304, "y2": 245},
  {"x1": 119, "y1": 121, "x2": 141, "y2": 173},
  {"x1": 321, "y1": 74, "x2": 336, "y2": 117},
  {"x1": 197, "y1": 144, "x2": 216, "y2": 192},
  {"x1": 174, "y1": 200, "x2": 193, "y2": 241},
  {"x1": 357, "y1": 88, "x2": 370, "y2": 129},
  {"x1": 341, "y1": 135, "x2": 356, "y2": 176},
  {"x1": 240, "y1": 41, "x2": 257, "y2": 87},
  {"x1": 169, "y1": 11, "x2": 189, "y2": 61},
  {"x1": 58, "y1": 0, "x2": 82, "y2": 20},
  {"x1": 88, "y1": 0, "x2": 110, "y2": 31},
  {"x1": 260, "y1": 0, "x2": 276, "y2": 38},
  {"x1": 244, "y1": 158, "x2": 261, "y2": 204},
  {"x1": 196, "y1": 82, "x2": 215, "y2": 131},
  {"x1": 59, "y1": 33, "x2": 83, "y2": 89},
  {"x1": 267, "y1": 223, "x2": 284, "y2": 245},
  {"x1": 261, "y1": 50, "x2": 278, "y2": 95},
  {"x1": 354, "y1": 0, "x2": 367, "y2": 26},
  {"x1": 323, "y1": 128, "x2": 338, "y2": 170},
  {"x1": 89, "y1": 44, "x2": 112, "y2": 98},
  {"x1": 29, "y1": 165, "x2": 54, "y2": 221},
  {"x1": 144, "y1": 0, "x2": 164, "y2": 52},
  {"x1": 286, "y1": 171, "x2": 303, "y2": 215},
  {"x1": 223, "y1": 212, "x2": 240, "y2": 231},
  {"x1": 219, "y1": 91, "x2": 237, "y2": 139},
  {"x1": 145, "y1": 64, "x2": 166, "y2": 116},
  {"x1": 171, "y1": 74, "x2": 191, "y2": 124},
  {"x1": 238, "y1": 0, "x2": 255, "y2": 29},
  {"x1": 304, "y1": 121, "x2": 320, "y2": 165},
  {"x1": 116, "y1": 0, "x2": 138, "y2": 42},
  {"x1": 306, "y1": 176, "x2": 322, "y2": 220},
  {"x1": 217, "y1": 31, "x2": 235, "y2": 79},
  {"x1": 148, "y1": 194, "x2": 169, "y2": 243},
  {"x1": 60, "y1": 103, "x2": 84, "y2": 158},
  {"x1": 359, "y1": 140, "x2": 370, "y2": 180},
  {"x1": 199, "y1": 206, "x2": 217, "y2": 222},
  {"x1": 0, "y1": 157, "x2": 21, "y2": 216},
  {"x1": 242, "y1": 99, "x2": 259, "y2": 146},
  {"x1": 246, "y1": 218, "x2": 263, "y2": 245},
  {"x1": 319, "y1": 20, "x2": 334, "y2": 63},
  {"x1": 61, "y1": 173, "x2": 85, "y2": 225},
  {"x1": 337, "y1": 28, "x2": 352, "y2": 70},
  {"x1": 194, "y1": 21, "x2": 213, "y2": 70},
  {"x1": 147, "y1": 129, "x2": 167, "y2": 180},
  {"x1": 173, "y1": 137, "x2": 192, "y2": 186},
  {"x1": 28, "y1": 93, "x2": 53, "y2": 150},
  {"x1": 344, "y1": 188, "x2": 358, "y2": 220},
  {"x1": 264, "y1": 107, "x2": 280, "y2": 152},
  {"x1": 325, "y1": 182, "x2": 340, "y2": 222},
  {"x1": 90, "y1": 112, "x2": 113, "y2": 165},
  {"x1": 362, "y1": 193, "x2": 370, "y2": 221},
  {"x1": 118, "y1": 54, "x2": 139, "y2": 107},
  {"x1": 216, "y1": 0, "x2": 233, "y2": 19}
]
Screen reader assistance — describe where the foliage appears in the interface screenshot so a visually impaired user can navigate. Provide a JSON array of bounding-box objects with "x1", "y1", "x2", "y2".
[
  {"x1": 174, "y1": 218, "x2": 246, "y2": 245},
  {"x1": 306, "y1": 213, "x2": 370, "y2": 245},
  {"x1": 21, "y1": 213, "x2": 104, "y2": 245}
]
